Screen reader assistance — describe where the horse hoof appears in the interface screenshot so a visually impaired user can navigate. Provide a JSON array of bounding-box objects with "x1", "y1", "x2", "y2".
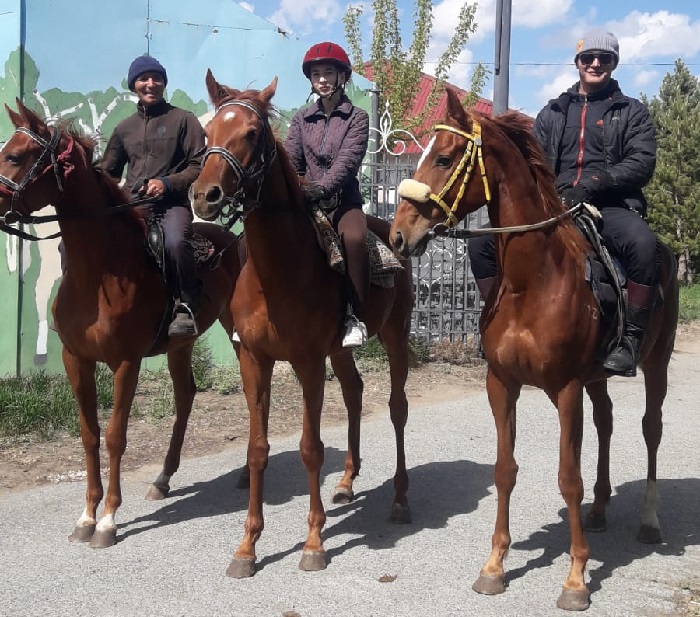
[
  {"x1": 472, "y1": 574, "x2": 506, "y2": 595},
  {"x1": 299, "y1": 550, "x2": 327, "y2": 572},
  {"x1": 389, "y1": 503, "x2": 412, "y2": 524},
  {"x1": 332, "y1": 486, "x2": 354, "y2": 504},
  {"x1": 145, "y1": 483, "x2": 170, "y2": 500},
  {"x1": 89, "y1": 528, "x2": 117, "y2": 548},
  {"x1": 226, "y1": 557, "x2": 256, "y2": 578},
  {"x1": 556, "y1": 588, "x2": 590, "y2": 611},
  {"x1": 68, "y1": 524, "x2": 95, "y2": 543},
  {"x1": 636, "y1": 524, "x2": 661, "y2": 544},
  {"x1": 236, "y1": 474, "x2": 250, "y2": 490},
  {"x1": 584, "y1": 512, "x2": 607, "y2": 532}
]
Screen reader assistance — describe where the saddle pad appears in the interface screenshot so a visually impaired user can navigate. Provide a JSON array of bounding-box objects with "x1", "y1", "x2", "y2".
[{"x1": 309, "y1": 205, "x2": 404, "y2": 288}]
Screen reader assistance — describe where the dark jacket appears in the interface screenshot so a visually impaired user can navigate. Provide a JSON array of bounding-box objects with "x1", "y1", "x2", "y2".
[
  {"x1": 285, "y1": 94, "x2": 369, "y2": 209},
  {"x1": 101, "y1": 100, "x2": 205, "y2": 207},
  {"x1": 532, "y1": 79, "x2": 656, "y2": 215}
]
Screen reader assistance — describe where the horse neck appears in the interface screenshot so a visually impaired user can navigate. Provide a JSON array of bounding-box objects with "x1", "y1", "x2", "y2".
[
  {"x1": 242, "y1": 160, "x2": 329, "y2": 289},
  {"x1": 486, "y1": 154, "x2": 584, "y2": 287},
  {"x1": 58, "y1": 168, "x2": 145, "y2": 281}
]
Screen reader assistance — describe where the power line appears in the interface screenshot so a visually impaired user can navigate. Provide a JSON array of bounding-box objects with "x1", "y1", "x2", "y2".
[{"x1": 423, "y1": 60, "x2": 698, "y2": 68}]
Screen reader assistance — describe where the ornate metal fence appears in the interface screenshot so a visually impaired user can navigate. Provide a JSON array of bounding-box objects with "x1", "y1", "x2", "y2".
[{"x1": 359, "y1": 101, "x2": 488, "y2": 344}]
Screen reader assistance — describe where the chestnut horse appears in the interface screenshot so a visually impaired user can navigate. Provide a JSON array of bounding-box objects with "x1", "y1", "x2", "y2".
[
  {"x1": 0, "y1": 101, "x2": 242, "y2": 547},
  {"x1": 389, "y1": 90, "x2": 678, "y2": 610},
  {"x1": 189, "y1": 72, "x2": 414, "y2": 577}
]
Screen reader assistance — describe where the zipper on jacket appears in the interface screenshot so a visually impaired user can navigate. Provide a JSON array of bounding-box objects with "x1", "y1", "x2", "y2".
[
  {"x1": 319, "y1": 111, "x2": 330, "y2": 177},
  {"x1": 573, "y1": 97, "x2": 587, "y2": 186}
]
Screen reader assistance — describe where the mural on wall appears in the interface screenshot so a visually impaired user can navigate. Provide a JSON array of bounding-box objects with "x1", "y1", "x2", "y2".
[{"x1": 0, "y1": 0, "x2": 373, "y2": 375}]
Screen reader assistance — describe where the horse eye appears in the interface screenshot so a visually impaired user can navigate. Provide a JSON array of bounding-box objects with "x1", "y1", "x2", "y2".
[
  {"x1": 4, "y1": 152, "x2": 21, "y2": 164},
  {"x1": 435, "y1": 155, "x2": 452, "y2": 168},
  {"x1": 246, "y1": 128, "x2": 257, "y2": 142}
]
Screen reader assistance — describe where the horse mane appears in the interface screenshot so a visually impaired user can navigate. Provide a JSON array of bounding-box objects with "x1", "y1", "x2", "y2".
[
  {"x1": 52, "y1": 119, "x2": 146, "y2": 229},
  {"x1": 479, "y1": 110, "x2": 588, "y2": 260}
]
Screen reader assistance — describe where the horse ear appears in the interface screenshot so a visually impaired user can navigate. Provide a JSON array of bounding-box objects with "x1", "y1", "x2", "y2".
[
  {"x1": 445, "y1": 88, "x2": 470, "y2": 130},
  {"x1": 205, "y1": 69, "x2": 226, "y2": 106},
  {"x1": 5, "y1": 101, "x2": 23, "y2": 128},
  {"x1": 260, "y1": 77, "x2": 278, "y2": 105},
  {"x1": 16, "y1": 98, "x2": 47, "y2": 135}
]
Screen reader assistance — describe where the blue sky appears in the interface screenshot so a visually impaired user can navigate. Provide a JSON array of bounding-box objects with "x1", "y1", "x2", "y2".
[{"x1": 239, "y1": 0, "x2": 700, "y2": 117}]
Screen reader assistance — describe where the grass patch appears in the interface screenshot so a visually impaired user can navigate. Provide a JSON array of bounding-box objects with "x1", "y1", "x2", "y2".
[{"x1": 679, "y1": 284, "x2": 700, "y2": 322}]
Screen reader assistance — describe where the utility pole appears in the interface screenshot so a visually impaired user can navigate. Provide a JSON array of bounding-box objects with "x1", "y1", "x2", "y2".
[{"x1": 493, "y1": 0, "x2": 512, "y2": 115}]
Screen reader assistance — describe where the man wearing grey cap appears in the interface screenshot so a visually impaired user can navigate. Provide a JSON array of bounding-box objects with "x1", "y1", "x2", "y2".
[{"x1": 468, "y1": 28, "x2": 659, "y2": 378}]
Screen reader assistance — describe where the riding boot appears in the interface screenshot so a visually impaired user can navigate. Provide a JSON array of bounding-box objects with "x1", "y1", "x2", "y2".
[
  {"x1": 168, "y1": 283, "x2": 201, "y2": 338},
  {"x1": 475, "y1": 276, "x2": 496, "y2": 305},
  {"x1": 603, "y1": 281, "x2": 654, "y2": 377}
]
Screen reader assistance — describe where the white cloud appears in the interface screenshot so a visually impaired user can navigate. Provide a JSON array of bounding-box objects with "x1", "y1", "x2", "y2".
[
  {"x1": 632, "y1": 69, "x2": 659, "y2": 89},
  {"x1": 268, "y1": 0, "x2": 342, "y2": 33},
  {"x1": 239, "y1": 2, "x2": 255, "y2": 13},
  {"x1": 608, "y1": 11, "x2": 700, "y2": 62},
  {"x1": 537, "y1": 71, "x2": 576, "y2": 106}
]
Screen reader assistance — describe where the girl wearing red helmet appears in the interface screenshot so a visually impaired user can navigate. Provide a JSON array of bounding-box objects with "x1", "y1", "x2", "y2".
[{"x1": 285, "y1": 42, "x2": 370, "y2": 348}]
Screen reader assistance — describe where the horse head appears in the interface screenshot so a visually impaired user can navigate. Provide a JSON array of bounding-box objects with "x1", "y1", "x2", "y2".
[
  {"x1": 190, "y1": 70, "x2": 278, "y2": 223},
  {"x1": 0, "y1": 99, "x2": 79, "y2": 224},
  {"x1": 390, "y1": 88, "x2": 492, "y2": 258}
]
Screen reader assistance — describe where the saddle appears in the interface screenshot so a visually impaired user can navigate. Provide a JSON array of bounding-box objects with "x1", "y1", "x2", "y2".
[
  {"x1": 574, "y1": 208, "x2": 661, "y2": 361},
  {"x1": 309, "y1": 205, "x2": 404, "y2": 288}
]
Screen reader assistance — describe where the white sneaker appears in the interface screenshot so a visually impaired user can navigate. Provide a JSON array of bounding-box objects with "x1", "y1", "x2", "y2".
[
  {"x1": 342, "y1": 316, "x2": 368, "y2": 348},
  {"x1": 231, "y1": 330, "x2": 241, "y2": 343}
]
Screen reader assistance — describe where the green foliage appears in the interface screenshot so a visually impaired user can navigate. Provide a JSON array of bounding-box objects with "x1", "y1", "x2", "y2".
[
  {"x1": 645, "y1": 60, "x2": 700, "y2": 284},
  {"x1": 679, "y1": 283, "x2": 700, "y2": 322},
  {"x1": 192, "y1": 338, "x2": 215, "y2": 391},
  {"x1": 344, "y1": 0, "x2": 482, "y2": 134},
  {"x1": 0, "y1": 371, "x2": 80, "y2": 438}
]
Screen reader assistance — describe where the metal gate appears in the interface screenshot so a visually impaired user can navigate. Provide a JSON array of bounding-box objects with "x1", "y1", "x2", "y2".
[{"x1": 359, "y1": 100, "x2": 488, "y2": 344}]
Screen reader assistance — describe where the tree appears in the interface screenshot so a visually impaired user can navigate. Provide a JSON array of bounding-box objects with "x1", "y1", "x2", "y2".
[
  {"x1": 644, "y1": 60, "x2": 700, "y2": 284},
  {"x1": 343, "y1": 0, "x2": 483, "y2": 134}
]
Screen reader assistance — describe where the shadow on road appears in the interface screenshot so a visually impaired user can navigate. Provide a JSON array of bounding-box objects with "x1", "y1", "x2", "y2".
[
  {"x1": 508, "y1": 477, "x2": 700, "y2": 592},
  {"x1": 118, "y1": 447, "x2": 494, "y2": 573}
]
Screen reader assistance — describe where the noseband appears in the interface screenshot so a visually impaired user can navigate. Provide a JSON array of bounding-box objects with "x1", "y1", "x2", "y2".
[
  {"x1": 398, "y1": 120, "x2": 491, "y2": 230},
  {"x1": 0, "y1": 126, "x2": 72, "y2": 224},
  {"x1": 203, "y1": 100, "x2": 277, "y2": 225}
]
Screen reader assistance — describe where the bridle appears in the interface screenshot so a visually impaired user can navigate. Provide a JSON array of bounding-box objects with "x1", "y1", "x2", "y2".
[
  {"x1": 402, "y1": 120, "x2": 491, "y2": 230},
  {"x1": 202, "y1": 99, "x2": 277, "y2": 229},
  {"x1": 398, "y1": 120, "x2": 583, "y2": 239},
  {"x1": 0, "y1": 126, "x2": 73, "y2": 226}
]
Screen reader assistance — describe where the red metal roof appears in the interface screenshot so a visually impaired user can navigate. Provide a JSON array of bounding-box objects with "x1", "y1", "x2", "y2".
[{"x1": 362, "y1": 64, "x2": 493, "y2": 154}]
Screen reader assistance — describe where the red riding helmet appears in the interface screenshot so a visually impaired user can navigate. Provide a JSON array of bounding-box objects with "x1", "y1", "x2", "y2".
[{"x1": 302, "y1": 42, "x2": 352, "y2": 79}]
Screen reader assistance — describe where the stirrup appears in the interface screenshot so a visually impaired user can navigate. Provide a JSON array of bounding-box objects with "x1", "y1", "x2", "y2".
[
  {"x1": 168, "y1": 302, "x2": 198, "y2": 338},
  {"x1": 342, "y1": 315, "x2": 367, "y2": 348}
]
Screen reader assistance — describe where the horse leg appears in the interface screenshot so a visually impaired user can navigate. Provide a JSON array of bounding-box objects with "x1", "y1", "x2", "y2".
[
  {"x1": 554, "y1": 381, "x2": 591, "y2": 611},
  {"x1": 227, "y1": 348, "x2": 274, "y2": 579},
  {"x1": 88, "y1": 359, "x2": 141, "y2": 548},
  {"x1": 635, "y1": 353, "x2": 671, "y2": 544},
  {"x1": 294, "y1": 358, "x2": 328, "y2": 572},
  {"x1": 473, "y1": 369, "x2": 520, "y2": 596},
  {"x1": 379, "y1": 331, "x2": 411, "y2": 524},
  {"x1": 584, "y1": 380, "x2": 613, "y2": 532},
  {"x1": 328, "y1": 351, "x2": 362, "y2": 504},
  {"x1": 146, "y1": 344, "x2": 197, "y2": 500},
  {"x1": 63, "y1": 349, "x2": 101, "y2": 544}
]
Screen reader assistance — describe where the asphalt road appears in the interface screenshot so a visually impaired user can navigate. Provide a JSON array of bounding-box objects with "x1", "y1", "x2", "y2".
[{"x1": 1, "y1": 338, "x2": 699, "y2": 617}]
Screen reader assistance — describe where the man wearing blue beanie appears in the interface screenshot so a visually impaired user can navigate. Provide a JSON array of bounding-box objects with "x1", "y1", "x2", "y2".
[
  {"x1": 468, "y1": 28, "x2": 658, "y2": 377},
  {"x1": 102, "y1": 55, "x2": 205, "y2": 337}
]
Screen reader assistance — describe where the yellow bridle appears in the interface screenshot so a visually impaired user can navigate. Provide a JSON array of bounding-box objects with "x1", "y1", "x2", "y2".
[{"x1": 416, "y1": 121, "x2": 491, "y2": 229}]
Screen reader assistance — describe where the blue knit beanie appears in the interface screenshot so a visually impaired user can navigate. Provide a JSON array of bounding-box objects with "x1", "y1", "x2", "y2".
[
  {"x1": 575, "y1": 28, "x2": 620, "y2": 67},
  {"x1": 127, "y1": 55, "x2": 168, "y2": 91}
]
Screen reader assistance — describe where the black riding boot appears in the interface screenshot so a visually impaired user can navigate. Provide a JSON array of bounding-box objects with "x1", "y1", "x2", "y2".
[
  {"x1": 475, "y1": 276, "x2": 496, "y2": 305},
  {"x1": 603, "y1": 282, "x2": 653, "y2": 377}
]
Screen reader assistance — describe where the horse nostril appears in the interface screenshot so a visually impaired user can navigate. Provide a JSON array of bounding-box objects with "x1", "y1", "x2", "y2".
[
  {"x1": 392, "y1": 231, "x2": 404, "y2": 252},
  {"x1": 206, "y1": 185, "x2": 222, "y2": 204}
]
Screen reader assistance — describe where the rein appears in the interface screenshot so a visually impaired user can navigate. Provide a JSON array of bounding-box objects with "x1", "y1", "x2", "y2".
[
  {"x1": 398, "y1": 119, "x2": 587, "y2": 240},
  {"x1": 0, "y1": 124, "x2": 164, "y2": 241},
  {"x1": 202, "y1": 99, "x2": 277, "y2": 230}
]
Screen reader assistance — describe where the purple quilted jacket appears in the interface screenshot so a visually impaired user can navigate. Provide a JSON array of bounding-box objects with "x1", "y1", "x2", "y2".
[{"x1": 284, "y1": 95, "x2": 369, "y2": 208}]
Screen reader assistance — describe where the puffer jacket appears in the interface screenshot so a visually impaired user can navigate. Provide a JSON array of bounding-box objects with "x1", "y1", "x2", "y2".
[
  {"x1": 285, "y1": 94, "x2": 369, "y2": 208},
  {"x1": 101, "y1": 100, "x2": 205, "y2": 208},
  {"x1": 532, "y1": 79, "x2": 656, "y2": 216}
]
